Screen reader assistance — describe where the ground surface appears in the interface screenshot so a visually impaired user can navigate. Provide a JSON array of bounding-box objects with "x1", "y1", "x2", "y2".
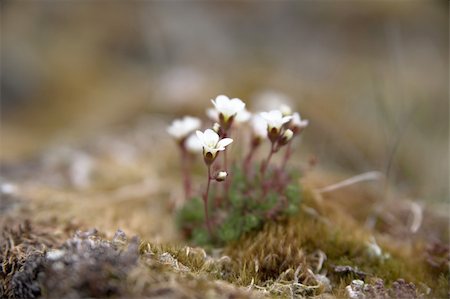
[
  {"x1": 1, "y1": 119, "x2": 448, "y2": 298},
  {"x1": 1, "y1": 3, "x2": 448, "y2": 297}
]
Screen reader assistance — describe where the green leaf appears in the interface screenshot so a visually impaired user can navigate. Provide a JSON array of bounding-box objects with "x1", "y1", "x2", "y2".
[
  {"x1": 243, "y1": 214, "x2": 261, "y2": 231},
  {"x1": 176, "y1": 197, "x2": 204, "y2": 227},
  {"x1": 192, "y1": 228, "x2": 210, "y2": 246}
]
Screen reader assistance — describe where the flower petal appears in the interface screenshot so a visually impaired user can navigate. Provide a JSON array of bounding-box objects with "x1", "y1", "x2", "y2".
[
  {"x1": 260, "y1": 112, "x2": 270, "y2": 121},
  {"x1": 203, "y1": 129, "x2": 219, "y2": 146},
  {"x1": 230, "y1": 98, "x2": 246, "y2": 111},
  {"x1": 251, "y1": 115, "x2": 268, "y2": 138},
  {"x1": 217, "y1": 138, "x2": 233, "y2": 148},
  {"x1": 196, "y1": 130, "x2": 205, "y2": 144},
  {"x1": 282, "y1": 115, "x2": 293, "y2": 124},
  {"x1": 270, "y1": 110, "x2": 283, "y2": 119},
  {"x1": 215, "y1": 95, "x2": 230, "y2": 107},
  {"x1": 185, "y1": 134, "x2": 203, "y2": 153},
  {"x1": 235, "y1": 109, "x2": 251, "y2": 123}
]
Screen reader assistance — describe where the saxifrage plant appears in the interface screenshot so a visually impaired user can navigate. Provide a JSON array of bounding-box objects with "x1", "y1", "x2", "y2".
[{"x1": 167, "y1": 94, "x2": 309, "y2": 246}]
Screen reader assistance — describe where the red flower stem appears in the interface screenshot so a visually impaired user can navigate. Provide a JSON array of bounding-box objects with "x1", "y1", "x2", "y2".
[
  {"x1": 281, "y1": 142, "x2": 292, "y2": 170},
  {"x1": 224, "y1": 147, "x2": 228, "y2": 173},
  {"x1": 261, "y1": 141, "x2": 277, "y2": 177},
  {"x1": 203, "y1": 165, "x2": 213, "y2": 237},
  {"x1": 244, "y1": 141, "x2": 259, "y2": 179},
  {"x1": 180, "y1": 146, "x2": 191, "y2": 200},
  {"x1": 223, "y1": 131, "x2": 230, "y2": 202},
  {"x1": 243, "y1": 148, "x2": 253, "y2": 177}
]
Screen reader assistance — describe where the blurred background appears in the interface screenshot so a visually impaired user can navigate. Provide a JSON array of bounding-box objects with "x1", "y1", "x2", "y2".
[{"x1": 1, "y1": 0, "x2": 448, "y2": 207}]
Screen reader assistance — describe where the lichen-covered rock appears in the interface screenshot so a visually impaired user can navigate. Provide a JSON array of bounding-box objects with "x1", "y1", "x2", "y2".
[
  {"x1": 40, "y1": 229, "x2": 139, "y2": 298},
  {"x1": 345, "y1": 278, "x2": 424, "y2": 299},
  {"x1": 345, "y1": 280, "x2": 365, "y2": 299}
]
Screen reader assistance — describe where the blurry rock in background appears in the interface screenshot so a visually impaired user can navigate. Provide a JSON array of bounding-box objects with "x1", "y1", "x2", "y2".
[{"x1": 1, "y1": 1, "x2": 448, "y2": 203}]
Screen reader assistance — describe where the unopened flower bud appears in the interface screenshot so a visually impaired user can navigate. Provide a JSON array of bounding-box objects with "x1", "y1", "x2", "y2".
[
  {"x1": 279, "y1": 104, "x2": 292, "y2": 116},
  {"x1": 279, "y1": 129, "x2": 294, "y2": 146},
  {"x1": 212, "y1": 122, "x2": 221, "y2": 133},
  {"x1": 215, "y1": 171, "x2": 227, "y2": 182}
]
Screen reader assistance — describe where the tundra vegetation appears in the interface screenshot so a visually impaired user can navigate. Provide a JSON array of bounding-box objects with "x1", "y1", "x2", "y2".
[
  {"x1": 170, "y1": 95, "x2": 307, "y2": 247},
  {"x1": 1, "y1": 95, "x2": 448, "y2": 298}
]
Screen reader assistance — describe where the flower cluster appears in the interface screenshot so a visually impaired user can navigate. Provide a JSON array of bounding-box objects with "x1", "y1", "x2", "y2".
[{"x1": 168, "y1": 94, "x2": 309, "y2": 244}]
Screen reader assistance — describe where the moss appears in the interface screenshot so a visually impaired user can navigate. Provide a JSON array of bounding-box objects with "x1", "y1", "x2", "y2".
[{"x1": 221, "y1": 185, "x2": 447, "y2": 297}]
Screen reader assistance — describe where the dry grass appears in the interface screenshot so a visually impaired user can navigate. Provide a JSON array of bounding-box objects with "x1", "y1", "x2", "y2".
[{"x1": 1, "y1": 119, "x2": 448, "y2": 298}]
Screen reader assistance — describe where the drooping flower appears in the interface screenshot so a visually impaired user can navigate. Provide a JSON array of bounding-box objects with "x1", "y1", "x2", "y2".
[
  {"x1": 251, "y1": 115, "x2": 268, "y2": 140},
  {"x1": 167, "y1": 116, "x2": 201, "y2": 141},
  {"x1": 196, "y1": 129, "x2": 233, "y2": 164},
  {"x1": 185, "y1": 133, "x2": 203, "y2": 154},
  {"x1": 291, "y1": 112, "x2": 309, "y2": 133},
  {"x1": 260, "y1": 110, "x2": 292, "y2": 141},
  {"x1": 211, "y1": 95, "x2": 246, "y2": 129}
]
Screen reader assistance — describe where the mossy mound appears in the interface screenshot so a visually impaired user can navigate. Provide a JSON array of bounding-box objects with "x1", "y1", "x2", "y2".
[
  {"x1": 1, "y1": 181, "x2": 448, "y2": 298},
  {"x1": 222, "y1": 187, "x2": 449, "y2": 298},
  {"x1": 1, "y1": 222, "x2": 260, "y2": 299}
]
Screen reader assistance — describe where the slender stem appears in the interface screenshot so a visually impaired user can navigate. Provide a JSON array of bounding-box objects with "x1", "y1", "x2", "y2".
[
  {"x1": 203, "y1": 165, "x2": 213, "y2": 237},
  {"x1": 261, "y1": 141, "x2": 276, "y2": 177},
  {"x1": 223, "y1": 131, "x2": 230, "y2": 202},
  {"x1": 222, "y1": 131, "x2": 229, "y2": 173},
  {"x1": 224, "y1": 147, "x2": 228, "y2": 173},
  {"x1": 244, "y1": 142, "x2": 258, "y2": 178},
  {"x1": 243, "y1": 148, "x2": 253, "y2": 176},
  {"x1": 181, "y1": 147, "x2": 191, "y2": 200},
  {"x1": 281, "y1": 142, "x2": 292, "y2": 170}
]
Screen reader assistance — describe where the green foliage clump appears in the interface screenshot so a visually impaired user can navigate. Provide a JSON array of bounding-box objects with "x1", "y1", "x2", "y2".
[{"x1": 176, "y1": 165, "x2": 302, "y2": 246}]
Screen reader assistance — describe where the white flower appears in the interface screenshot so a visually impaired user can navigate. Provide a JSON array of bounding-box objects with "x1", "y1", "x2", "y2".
[
  {"x1": 207, "y1": 107, "x2": 251, "y2": 124},
  {"x1": 211, "y1": 95, "x2": 246, "y2": 123},
  {"x1": 251, "y1": 115, "x2": 268, "y2": 139},
  {"x1": 196, "y1": 129, "x2": 233, "y2": 163},
  {"x1": 260, "y1": 110, "x2": 292, "y2": 133},
  {"x1": 167, "y1": 116, "x2": 201, "y2": 140},
  {"x1": 185, "y1": 133, "x2": 203, "y2": 153},
  {"x1": 292, "y1": 112, "x2": 309, "y2": 129}
]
